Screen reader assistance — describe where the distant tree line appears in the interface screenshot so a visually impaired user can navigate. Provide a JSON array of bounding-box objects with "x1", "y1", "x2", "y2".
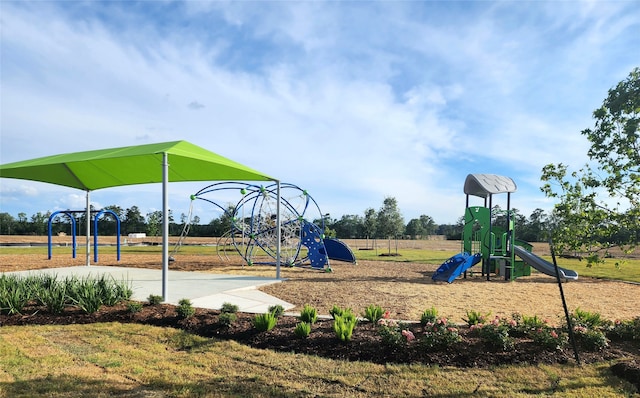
[{"x1": 0, "y1": 197, "x2": 557, "y2": 243}]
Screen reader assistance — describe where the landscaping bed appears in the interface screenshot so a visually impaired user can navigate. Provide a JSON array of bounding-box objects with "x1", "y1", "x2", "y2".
[
  {"x1": 1, "y1": 301, "x2": 638, "y2": 375},
  {"x1": 1, "y1": 237, "x2": 639, "y2": 390}
]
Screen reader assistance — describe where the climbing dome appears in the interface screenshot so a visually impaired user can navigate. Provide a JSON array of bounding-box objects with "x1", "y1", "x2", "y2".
[{"x1": 192, "y1": 182, "x2": 329, "y2": 269}]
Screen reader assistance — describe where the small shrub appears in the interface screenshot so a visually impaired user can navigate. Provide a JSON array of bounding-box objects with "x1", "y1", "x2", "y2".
[
  {"x1": 378, "y1": 318, "x2": 414, "y2": 348},
  {"x1": 294, "y1": 322, "x2": 312, "y2": 338},
  {"x1": 253, "y1": 312, "x2": 277, "y2": 332},
  {"x1": 420, "y1": 306, "x2": 439, "y2": 327},
  {"x1": 470, "y1": 316, "x2": 514, "y2": 351},
  {"x1": 220, "y1": 302, "x2": 239, "y2": 314},
  {"x1": 268, "y1": 304, "x2": 285, "y2": 317},
  {"x1": 608, "y1": 317, "x2": 640, "y2": 341},
  {"x1": 127, "y1": 301, "x2": 143, "y2": 313},
  {"x1": 573, "y1": 326, "x2": 608, "y2": 351},
  {"x1": 363, "y1": 304, "x2": 384, "y2": 323},
  {"x1": 148, "y1": 294, "x2": 163, "y2": 305},
  {"x1": 463, "y1": 309, "x2": 491, "y2": 326},
  {"x1": 299, "y1": 304, "x2": 318, "y2": 324},
  {"x1": 333, "y1": 314, "x2": 357, "y2": 342},
  {"x1": 378, "y1": 323, "x2": 403, "y2": 347},
  {"x1": 218, "y1": 312, "x2": 237, "y2": 327},
  {"x1": 531, "y1": 327, "x2": 568, "y2": 350},
  {"x1": 421, "y1": 317, "x2": 461, "y2": 350},
  {"x1": 176, "y1": 298, "x2": 196, "y2": 319}
]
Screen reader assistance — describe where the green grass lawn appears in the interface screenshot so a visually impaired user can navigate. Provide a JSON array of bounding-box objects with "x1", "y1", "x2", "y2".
[{"x1": 0, "y1": 323, "x2": 636, "y2": 397}]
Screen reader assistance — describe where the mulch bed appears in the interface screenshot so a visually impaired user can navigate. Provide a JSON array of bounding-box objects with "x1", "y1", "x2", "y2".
[{"x1": 2, "y1": 302, "x2": 639, "y2": 385}]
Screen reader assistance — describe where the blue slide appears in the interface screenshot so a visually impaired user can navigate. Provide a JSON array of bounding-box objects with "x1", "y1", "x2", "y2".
[
  {"x1": 322, "y1": 238, "x2": 357, "y2": 263},
  {"x1": 432, "y1": 252, "x2": 482, "y2": 283}
]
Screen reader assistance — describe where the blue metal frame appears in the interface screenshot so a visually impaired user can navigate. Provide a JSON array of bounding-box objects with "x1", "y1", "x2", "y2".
[
  {"x1": 93, "y1": 209, "x2": 121, "y2": 263},
  {"x1": 192, "y1": 182, "x2": 328, "y2": 269},
  {"x1": 48, "y1": 211, "x2": 77, "y2": 259}
]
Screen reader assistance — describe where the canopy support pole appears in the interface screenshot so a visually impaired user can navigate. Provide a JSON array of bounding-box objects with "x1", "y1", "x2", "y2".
[
  {"x1": 162, "y1": 152, "x2": 169, "y2": 302},
  {"x1": 276, "y1": 180, "x2": 281, "y2": 280},
  {"x1": 86, "y1": 191, "x2": 91, "y2": 266}
]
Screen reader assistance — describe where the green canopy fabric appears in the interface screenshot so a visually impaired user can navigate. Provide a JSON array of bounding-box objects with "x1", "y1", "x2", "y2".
[
  {"x1": 0, "y1": 140, "x2": 280, "y2": 301},
  {"x1": 0, "y1": 140, "x2": 274, "y2": 189}
]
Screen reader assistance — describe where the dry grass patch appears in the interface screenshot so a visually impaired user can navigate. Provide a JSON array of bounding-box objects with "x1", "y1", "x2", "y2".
[
  {"x1": 2, "y1": 237, "x2": 640, "y2": 324},
  {"x1": 0, "y1": 323, "x2": 636, "y2": 397}
]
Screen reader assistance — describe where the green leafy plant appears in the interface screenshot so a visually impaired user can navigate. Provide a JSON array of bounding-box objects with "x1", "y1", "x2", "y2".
[
  {"x1": 329, "y1": 304, "x2": 352, "y2": 319},
  {"x1": 520, "y1": 314, "x2": 547, "y2": 330},
  {"x1": 96, "y1": 275, "x2": 132, "y2": 306},
  {"x1": 363, "y1": 304, "x2": 384, "y2": 323},
  {"x1": 220, "y1": 302, "x2": 239, "y2": 314},
  {"x1": 0, "y1": 275, "x2": 31, "y2": 315},
  {"x1": 299, "y1": 304, "x2": 318, "y2": 324},
  {"x1": 253, "y1": 312, "x2": 277, "y2": 332},
  {"x1": 572, "y1": 308, "x2": 604, "y2": 328},
  {"x1": 176, "y1": 298, "x2": 196, "y2": 319},
  {"x1": 113, "y1": 278, "x2": 133, "y2": 303},
  {"x1": 294, "y1": 322, "x2": 312, "y2": 338},
  {"x1": 37, "y1": 280, "x2": 67, "y2": 314},
  {"x1": 218, "y1": 312, "x2": 237, "y2": 327},
  {"x1": 333, "y1": 314, "x2": 357, "y2": 342},
  {"x1": 147, "y1": 294, "x2": 163, "y2": 305},
  {"x1": 268, "y1": 304, "x2": 285, "y2": 317},
  {"x1": 68, "y1": 277, "x2": 103, "y2": 314},
  {"x1": 127, "y1": 301, "x2": 143, "y2": 313},
  {"x1": 420, "y1": 306, "x2": 439, "y2": 326},
  {"x1": 463, "y1": 309, "x2": 491, "y2": 326}
]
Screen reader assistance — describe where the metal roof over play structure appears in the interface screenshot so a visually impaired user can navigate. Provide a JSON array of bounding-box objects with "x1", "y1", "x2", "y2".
[
  {"x1": 463, "y1": 174, "x2": 517, "y2": 198},
  {"x1": 0, "y1": 140, "x2": 279, "y2": 301}
]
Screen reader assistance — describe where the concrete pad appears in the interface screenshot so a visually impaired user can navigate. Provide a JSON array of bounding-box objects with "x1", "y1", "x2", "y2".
[{"x1": 5, "y1": 266, "x2": 294, "y2": 313}]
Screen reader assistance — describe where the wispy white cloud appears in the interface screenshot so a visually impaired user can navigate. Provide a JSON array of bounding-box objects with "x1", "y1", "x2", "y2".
[{"x1": 1, "y1": 1, "x2": 638, "y2": 224}]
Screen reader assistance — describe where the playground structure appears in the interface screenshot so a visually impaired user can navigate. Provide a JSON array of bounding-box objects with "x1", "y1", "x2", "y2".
[
  {"x1": 47, "y1": 209, "x2": 121, "y2": 263},
  {"x1": 188, "y1": 182, "x2": 356, "y2": 270},
  {"x1": 432, "y1": 174, "x2": 578, "y2": 283}
]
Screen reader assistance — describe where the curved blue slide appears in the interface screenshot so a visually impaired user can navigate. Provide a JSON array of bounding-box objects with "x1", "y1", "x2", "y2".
[
  {"x1": 322, "y1": 238, "x2": 357, "y2": 263},
  {"x1": 513, "y1": 246, "x2": 578, "y2": 281},
  {"x1": 432, "y1": 252, "x2": 482, "y2": 283}
]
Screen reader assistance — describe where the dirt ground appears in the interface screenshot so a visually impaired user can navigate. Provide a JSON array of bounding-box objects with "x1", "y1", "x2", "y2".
[{"x1": 1, "y1": 236, "x2": 638, "y2": 324}]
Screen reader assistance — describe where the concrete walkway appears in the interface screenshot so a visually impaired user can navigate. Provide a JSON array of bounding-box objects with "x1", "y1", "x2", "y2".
[{"x1": 6, "y1": 266, "x2": 294, "y2": 314}]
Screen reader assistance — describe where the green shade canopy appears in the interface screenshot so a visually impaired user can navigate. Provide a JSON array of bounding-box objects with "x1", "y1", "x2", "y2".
[
  {"x1": 0, "y1": 140, "x2": 281, "y2": 300},
  {"x1": 0, "y1": 140, "x2": 274, "y2": 189}
]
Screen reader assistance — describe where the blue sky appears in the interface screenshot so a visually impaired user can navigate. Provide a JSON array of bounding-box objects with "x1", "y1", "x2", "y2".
[{"x1": 1, "y1": 1, "x2": 638, "y2": 225}]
